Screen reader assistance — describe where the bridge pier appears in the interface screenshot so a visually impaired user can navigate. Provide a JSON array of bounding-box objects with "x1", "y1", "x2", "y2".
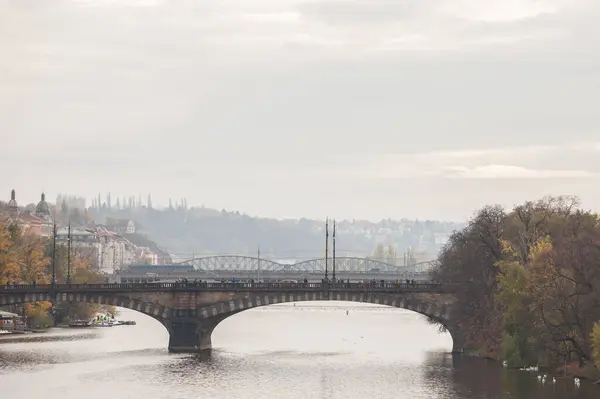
[
  {"x1": 166, "y1": 312, "x2": 234, "y2": 353},
  {"x1": 167, "y1": 319, "x2": 215, "y2": 353},
  {"x1": 446, "y1": 323, "x2": 467, "y2": 353}
]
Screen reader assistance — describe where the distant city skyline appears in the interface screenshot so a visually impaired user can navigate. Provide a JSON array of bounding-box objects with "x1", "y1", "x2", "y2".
[
  {"x1": 3, "y1": 184, "x2": 596, "y2": 224},
  {"x1": 2, "y1": 0, "x2": 599, "y2": 222}
]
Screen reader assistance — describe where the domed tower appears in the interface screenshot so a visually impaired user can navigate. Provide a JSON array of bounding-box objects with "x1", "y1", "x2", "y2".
[
  {"x1": 35, "y1": 192, "x2": 51, "y2": 220},
  {"x1": 7, "y1": 189, "x2": 19, "y2": 216}
]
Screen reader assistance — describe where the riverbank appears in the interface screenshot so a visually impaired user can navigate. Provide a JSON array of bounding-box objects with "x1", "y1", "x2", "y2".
[
  {"x1": 464, "y1": 346, "x2": 600, "y2": 383},
  {"x1": 0, "y1": 328, "x2": 48, "y2": 335},
  {"x1": 0, "y1": 319, "x2": 136, "y2": 338}
]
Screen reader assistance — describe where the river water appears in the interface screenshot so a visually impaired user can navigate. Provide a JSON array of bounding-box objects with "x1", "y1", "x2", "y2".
[{"x1": 0, "y1": 303, "x2": 598, "y2": 399}]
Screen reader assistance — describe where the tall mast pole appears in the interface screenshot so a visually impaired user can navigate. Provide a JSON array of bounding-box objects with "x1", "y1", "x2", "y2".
[
  {"x1": 67, "y1": 221, "x2": 72, "y2": 284},
  {"x1": 51, "y1": 223, "x2": 57, "y2": 286},
  {"x1": 325, "y1": 218, "x2": 329, "y2": 280},
  {"x1": 332, "y1": 219, "x2": 336, "y2": 281}
]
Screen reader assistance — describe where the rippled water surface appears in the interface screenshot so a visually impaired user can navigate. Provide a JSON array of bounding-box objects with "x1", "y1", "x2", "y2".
[{"x1": 1, "y1": 303, "x2": 598, "y2": 399}]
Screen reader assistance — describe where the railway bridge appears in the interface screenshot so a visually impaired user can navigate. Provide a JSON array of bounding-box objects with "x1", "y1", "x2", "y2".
[{"x1": 0, "y1": 281, "x2": 464, "y2": 353}]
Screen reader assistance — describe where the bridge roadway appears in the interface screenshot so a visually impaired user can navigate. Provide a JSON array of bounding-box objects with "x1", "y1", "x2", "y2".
[
  {"x1": 112, "y1": 270, "x2": 431, "y2": 283},
  {"x1": 1, "y1": 281, "x2": 464, "y2": 354}
]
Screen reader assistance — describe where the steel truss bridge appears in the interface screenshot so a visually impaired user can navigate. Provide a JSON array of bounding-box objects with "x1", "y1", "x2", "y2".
[{"x1": 176, "y1": 256, "x2": 436, "y2": 274}]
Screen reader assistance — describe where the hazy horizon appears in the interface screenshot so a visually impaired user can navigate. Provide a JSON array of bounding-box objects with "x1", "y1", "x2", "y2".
[
  {"x1": 2, "y1": 0, "x2": 599, "y2": 222},
  {"x1": 2, "y1": 187, "x2": 593, "y2": 224}
]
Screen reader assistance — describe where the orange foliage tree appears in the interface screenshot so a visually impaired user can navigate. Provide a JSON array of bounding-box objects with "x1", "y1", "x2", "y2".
[
  {"x1": 434, "y1": 196, "x2": 600, "y2": 373},
  {"x1": 0, "y1": 224, "x2": 21, "y2": 283},
  {"x1": 1, "y1": 222, "x2": 107, "y2": 325}
]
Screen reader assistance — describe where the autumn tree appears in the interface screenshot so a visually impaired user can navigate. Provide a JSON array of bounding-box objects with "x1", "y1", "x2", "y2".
[
  {"x1": 51, "y1": 247, "x2": 106, "y2": 322},
  {"x1": 0, "y1": 223, "x2": 20, "y2": 283},
  {"x1": 432, "y1": 205, "x2": 506, "y2": 355},
  {"x1": 524, "y1": 211, "x2": 600, "y2": 366},
  {"x1": 436, "y1": 196, "x2": 600, "y2": 374},
  {"x1": 0, "y1": 224, "x2": 53, "y2": 326},
  {"x1": 23, "y1": 302, "x2": 53, "y2": 328},
  {"x1": 503, "y1": 196, "x2": 578, "y2": 265},
  {"x1": 0, "y1": 224, "x2": 51, "y2": 284},
  {"x1": 0, "y1": 222, "x2": 108, "y2": 324},
  {"x1": 492, "y1": 197, "x2": 584, "y2": 366},
  {"x1": 13, "y1": 231, "x2": 50, "y2": 283}
]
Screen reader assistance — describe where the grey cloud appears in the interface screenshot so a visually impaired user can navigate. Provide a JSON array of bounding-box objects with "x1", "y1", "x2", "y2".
[
  {"x1": 2, "y1": 0, "x2": 600, "y2": 220},
  {"x1": 296, "y1": 0, "x2": 429, "y2": 27}
]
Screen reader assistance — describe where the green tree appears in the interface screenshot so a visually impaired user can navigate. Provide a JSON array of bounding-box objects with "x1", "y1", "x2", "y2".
[{"x1": 496, "y1": 244, "x2": 535, "y2": 367}]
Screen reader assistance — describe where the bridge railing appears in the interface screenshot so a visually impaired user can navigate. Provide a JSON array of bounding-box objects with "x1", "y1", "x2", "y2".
[{"x1": 1, "y1": 281, "x2": 445, "y2": 292}]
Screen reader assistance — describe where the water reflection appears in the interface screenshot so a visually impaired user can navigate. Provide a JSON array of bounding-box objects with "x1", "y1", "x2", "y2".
[
  {"x1": 0, "y1": 304, "x2": 598, "y2": 399},
  {"x1": 319, "y1": 369, "x2": 334, "y2": 399},
  {"x1": 421, "y1": 354, "x2": 599, "y2": 399},
  {"x1": 0, "y1": 331, "x2": 100, "y2": 344}
]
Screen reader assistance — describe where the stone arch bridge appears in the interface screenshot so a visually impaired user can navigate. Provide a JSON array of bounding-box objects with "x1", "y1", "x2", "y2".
[{"x1": 0, "y1": 282, "x2": 464, "y2": 353}]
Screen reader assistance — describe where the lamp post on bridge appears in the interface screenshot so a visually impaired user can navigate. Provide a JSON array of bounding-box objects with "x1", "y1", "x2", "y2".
[
  {"x1": 51, "y1": 222, "x2": 57, "y2": 287},
  {"x1": 324, "y1": 218, "x2": 329, "y2": 281},
  {"x1": 66, "y1": 221, "x2": 72, "y2": 284},
  {"x1": 332, "y1": 219, "x2": 336, "y2": 282}
]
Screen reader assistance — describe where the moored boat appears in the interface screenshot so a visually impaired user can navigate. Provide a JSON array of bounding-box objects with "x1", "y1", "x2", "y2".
[{"x1": 69, "y1": 321, "x2": 92, "y2": 328}]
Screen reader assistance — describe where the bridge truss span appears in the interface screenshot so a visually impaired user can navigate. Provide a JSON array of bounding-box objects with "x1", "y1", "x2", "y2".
[
  {"x1": 291, "y1": 257, "x2": 397, "y2": 273},
  {"x1": 190, "y1": 255, "x2": 284, "y2": 272},
  {"x1": 184, "y1": 255, "x2": 436, "y2": 274}
]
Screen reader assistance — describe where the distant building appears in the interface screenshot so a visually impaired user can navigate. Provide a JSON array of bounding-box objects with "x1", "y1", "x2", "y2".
[
  {"x1": 55, "y1": 194, "x2": 86, "y2": 210},
  {"x1": 95, "y1": 227, "x2": 137, "y2": 272},
  {"x1": 7, "y1": 189, "x2": 18, "y2": 216},
  {"x1": 107, "y1": 219, "x2": 136, "y2": 235},
  {"x1": 0, "y1": 190, "x2": 53, "y2": 237},
  {"x1": 56, "y1": 226, "x2": 137, "y2": 274},
  {"x1": 34, "y1": 192, "x2": 53, "y2": 236},
  {"x1": 18, "y1": 212, "x2": 46, "y2": 236},
  {"x1": 134, "y1": 246, "x2": 158, "y2": 265}
]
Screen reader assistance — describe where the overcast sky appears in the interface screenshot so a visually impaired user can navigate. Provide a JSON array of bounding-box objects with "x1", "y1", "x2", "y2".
[{"x1": 1, "y1": 0, "x2": 599, "y2": 221}]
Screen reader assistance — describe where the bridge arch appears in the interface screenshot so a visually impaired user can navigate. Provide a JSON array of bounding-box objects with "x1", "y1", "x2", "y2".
[
  {"x1": 187, "y1": 291, "x2": 463, "y2": 353},
  {"x1": 0, "y1": 292, "x2": 173, "y2": 330}
]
